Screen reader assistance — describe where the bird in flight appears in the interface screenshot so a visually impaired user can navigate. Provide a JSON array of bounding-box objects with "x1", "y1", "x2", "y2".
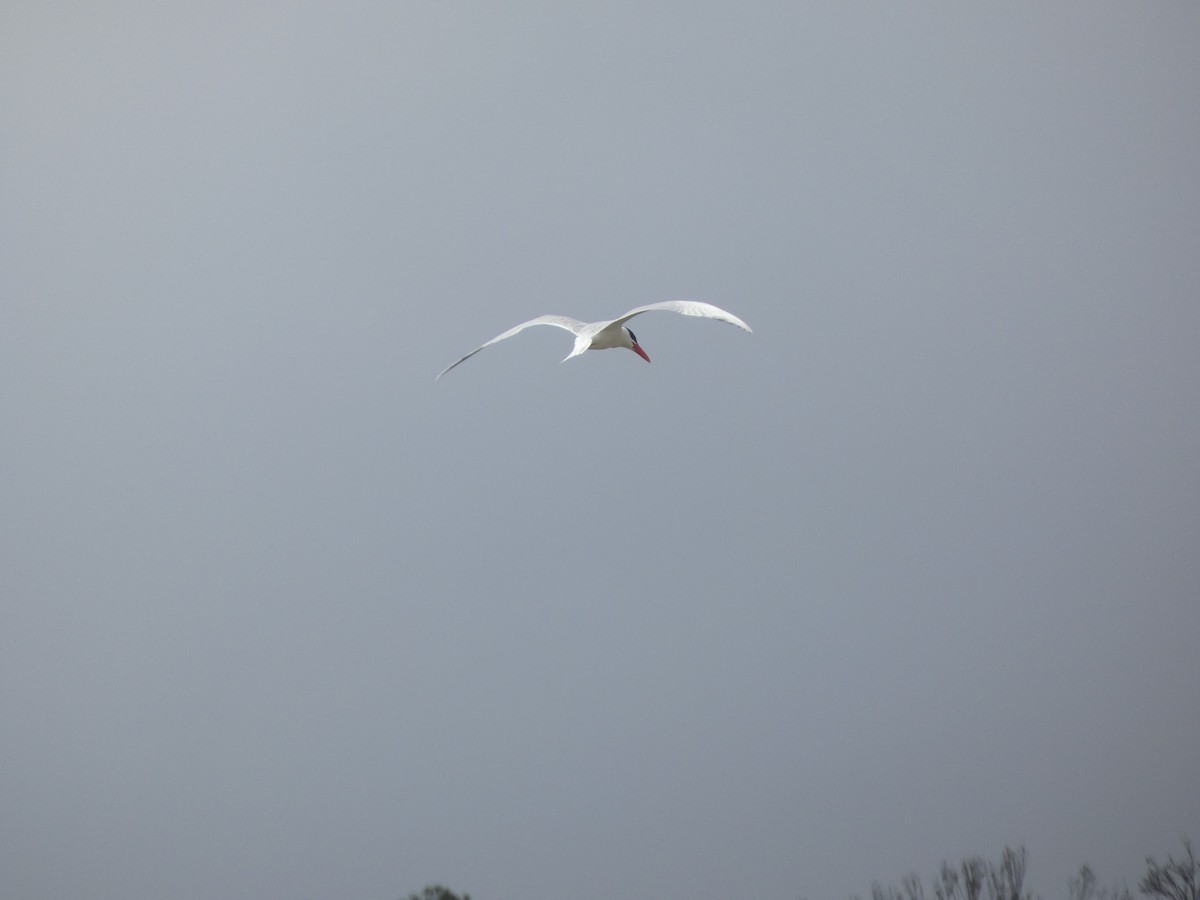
[{"x1": 436, "y1": 299, "x2": 751, "y2": 379}]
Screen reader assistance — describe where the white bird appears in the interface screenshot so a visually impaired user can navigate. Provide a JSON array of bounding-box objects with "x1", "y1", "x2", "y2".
[{"x1": 436, "y1": 299, "x2": 751, "y2": 379}]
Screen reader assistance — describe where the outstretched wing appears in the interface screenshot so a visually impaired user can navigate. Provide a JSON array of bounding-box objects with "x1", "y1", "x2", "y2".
[
  {"x1": 436, "y1": 315, "x2": 586, "y2": 379},
  {"x1": 610, "y1": 300, "x2": 752, "y2": 333}
]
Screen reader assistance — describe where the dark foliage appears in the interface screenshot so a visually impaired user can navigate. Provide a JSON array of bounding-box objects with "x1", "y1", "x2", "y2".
[
  {"x1": 1140, "y1": 840, "x2": 1198, "y2": 900},
  {"x1": 405, "y1": 886, "x2": 470, "y2": 900},
  {"x1": 862, "y1": 846, "x2": 1032, "y2": 900}
]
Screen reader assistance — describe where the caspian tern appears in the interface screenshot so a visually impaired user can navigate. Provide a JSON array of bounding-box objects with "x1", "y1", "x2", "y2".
[{"x1": 436, "y1": 299, "x2": 751, "y2": 379}]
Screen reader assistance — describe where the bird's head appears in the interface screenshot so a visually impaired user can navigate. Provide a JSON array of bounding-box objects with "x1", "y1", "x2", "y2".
[{"x1": 625, "y1": 327, "x2": 651, "y2": 363}]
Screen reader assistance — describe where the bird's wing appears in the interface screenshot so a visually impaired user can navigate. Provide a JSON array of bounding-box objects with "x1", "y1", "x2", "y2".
[
  {"x1": 609, "y1": 300, "x2": 753, "y2": 333},
  {"x1": 436, "y1": 315, "x2": 586, "y2": 379}
]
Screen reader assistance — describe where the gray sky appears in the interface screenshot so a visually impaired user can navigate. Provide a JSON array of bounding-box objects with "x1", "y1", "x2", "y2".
[{"x1": 3, "y1": 4, "x2": 1198, "y2": 900}]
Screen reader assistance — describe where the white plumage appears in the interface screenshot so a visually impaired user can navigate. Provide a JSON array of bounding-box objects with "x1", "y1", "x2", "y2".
[{"x1": 437, "y1": 300, "x2": 752, "y2": 379}]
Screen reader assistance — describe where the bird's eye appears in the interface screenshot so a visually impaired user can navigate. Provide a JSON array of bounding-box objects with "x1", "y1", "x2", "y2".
[{"x1": 628, "y1": 329, "x2": 638, "y2": 343}]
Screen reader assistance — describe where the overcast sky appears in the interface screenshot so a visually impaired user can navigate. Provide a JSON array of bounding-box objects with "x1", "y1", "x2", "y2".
[{"x1": 3, "y1": 4, "x2": 1198, "y2": 900}]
